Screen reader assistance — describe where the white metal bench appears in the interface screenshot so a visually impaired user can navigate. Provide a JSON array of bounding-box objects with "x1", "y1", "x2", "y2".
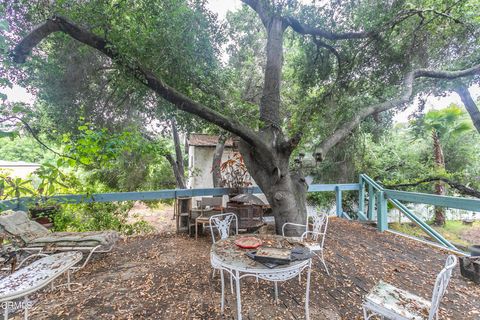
[{"x1": 0, "y1": 251, "x2": 83, "y2": 320}]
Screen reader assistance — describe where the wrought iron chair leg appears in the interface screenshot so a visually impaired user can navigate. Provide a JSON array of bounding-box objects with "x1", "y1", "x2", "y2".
[
  {"x1": 23, "y1": 296, "x2": 28, "y2": 320},
  {"x1": 70, "y1": 245, "x2": 102, "y2": 272},
  {"x1": 195, "y1": 221, "x2": 198, "y2": 240},
  {"x1": 313, "y1": 250, "x2": 329, "y2": 275},
  {"x1": 305, "y1": 264, "x2": 312, "y2": 320},
  {"x1": 320, "y1": 251, "x2": 330, "y2": 275},
  {"x1": 234, "y1": 270, "x2": 242, "y2": 320},
  {"x1": 4, "y1": 301, "x2": 8, "y2": 320},
  {"x1": 67, "y1": 270, "x2": 71, "y2": 291},
  {"x1": 220, "y1": 269, "x2": 225, "y2": 312},
  {"x1": 274, "y1": 282, "x2": 279, "y2": 303}
]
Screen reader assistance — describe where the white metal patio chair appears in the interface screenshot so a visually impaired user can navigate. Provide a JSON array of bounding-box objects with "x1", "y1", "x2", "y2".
[
  {"x1": 362, "y1": 255, "x2": 457, "y2": 320},
  {"x1": 282, "y1": 207, "x2": 330, "y2": 275},
  {"x1": 0, "y1": 210, "x2": 118, "y2": 270},
  {"x1": 209, "y1": 213, "x2": 238, "y2": 299},
  {"x1": 208, "y1": 212, "x2": 238, "y2": 244}
]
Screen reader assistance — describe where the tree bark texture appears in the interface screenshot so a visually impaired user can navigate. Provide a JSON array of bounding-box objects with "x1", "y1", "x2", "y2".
[
  {"x1": 239, "y1": 128, "x2": 307, "y2": 235},
  {"x1": 171, "y1": 118, "x2": 186, "y2": 188},
  {"x1": 455, "y1": 85, "x2": 480, "y2": 134},
  {"x1": 165, "y1": 153, "x2": 186, "y2": 189},
  {"x1": 432, "y1": 130, "x2": 446, "y2": 226},
  {"x1": 260, "y1": 17, "x2": 285, "y2": 126},
  {"x1": 212, "y1": 133, "x2": 227, "y2": 188}
]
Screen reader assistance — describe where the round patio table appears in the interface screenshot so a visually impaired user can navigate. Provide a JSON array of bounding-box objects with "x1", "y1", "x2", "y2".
[{"x1": 210, "y1": 234, "x2": 312, "y2": 320}]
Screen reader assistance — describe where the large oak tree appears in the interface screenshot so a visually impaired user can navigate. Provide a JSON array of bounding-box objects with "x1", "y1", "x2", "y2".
[{"x1": 4, "y1": 0, "x2": 480, "y2": 234}]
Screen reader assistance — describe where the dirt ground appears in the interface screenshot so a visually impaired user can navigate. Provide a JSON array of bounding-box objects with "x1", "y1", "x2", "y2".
[
  {"x1": 460, "y1": 225, "x2": 480, "y2": 244},
  {"x1": 127, "y1": 202, "x2": 177, "y2": 235},
  {"x1": 13, "y1": 207, "x2": 480, "y2": 320}
]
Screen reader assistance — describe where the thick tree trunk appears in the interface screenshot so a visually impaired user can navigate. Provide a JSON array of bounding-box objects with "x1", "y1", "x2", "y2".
[
  {"x1": 455, "y1": 85, "x2": 480, "y2": 134},
  {"x1": 171, "y1": 118, "x2": 185, "y2": 181},
  {"x1": 165, "y1": 153, "x2": 186, "y2": 189},
  {"x1": 167, "y1": 118, "x2": 186, "y2": 189},
  {"x1": 212, "y1": 133, "x2": 227, "y2": 188},
  {"x1": 239, "y1": 128, "x2": 307, "y2": 236},
  {"x1": 260, "y1": 17, "x2": 285, "y2": 126},
  {"x1": 237, "y1": 16, "x2": 307, "y2": 235},
  {"x1": 432, "y1": 130, "x2": 446, "y2": 226}
]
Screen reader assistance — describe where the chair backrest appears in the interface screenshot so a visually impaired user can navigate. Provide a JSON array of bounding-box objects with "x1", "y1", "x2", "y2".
[
  {"x1": 0, "y1": 210, "x2": 49, "y2": 245},
  {"x1": 209, "y1": 213, "x2": 238, "y2": 243},
  {"x1": 307, "y1": 209, "x2": 328, "y2": 243},
  {"x1": 428, "y1": 255, "x2": 457, "y2": 320},
  {"x1": 199, "y1": 197, "x2": 223, "y2": 209}
]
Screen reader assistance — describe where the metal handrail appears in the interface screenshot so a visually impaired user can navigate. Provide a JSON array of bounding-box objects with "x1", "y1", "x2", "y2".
[
  {"x1": 358, "y1": 174, "x2": 476, "y2": 251},
  {"x1": 0, "y1": 183, "x2": 360, "y2": 212}
]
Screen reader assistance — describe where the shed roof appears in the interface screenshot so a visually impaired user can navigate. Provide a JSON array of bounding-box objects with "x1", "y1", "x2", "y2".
[
  {"x1": 0, "y1": 160, "x2": 40, "y2": 167},
  {"x1": 187, "y1": 134, "x2": 234, "y2": 147}
]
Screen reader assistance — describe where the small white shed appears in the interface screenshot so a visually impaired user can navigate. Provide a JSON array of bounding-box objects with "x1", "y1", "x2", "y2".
[
  {"x1": 186, "y1": 134, "x2": 235, "y2": 190},
  {"x1": 0, "y1": 160, "x2": 40, "y2": 178},
  {"x1": 186, "y1": 134, "x2": 268, "y2": 206}
]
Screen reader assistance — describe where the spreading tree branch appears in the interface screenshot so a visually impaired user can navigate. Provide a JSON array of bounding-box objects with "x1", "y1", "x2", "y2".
[
  {"x1": 314, "y1": 63, "x2": 480, "y2": 161},
  {"x1": 284, "y1": 16, "x2": 374, "y2": 40},
  {"x1": 384, "y1": 177, "x2": 480, "y2": 199},
  {"x1": 1, "y1": 116, "x2": 78, "y2": 162},
  {"x1": 240, "y1": 0, "x2": 271, "y2": 27},
  {"x1": 11, "y1": 16, "x2": 263, "y2": 148}
]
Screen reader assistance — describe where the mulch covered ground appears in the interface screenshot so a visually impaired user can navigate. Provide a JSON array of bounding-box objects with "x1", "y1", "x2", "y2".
[{"x1": 20, "y1": 218, "x2": 480, "y2": 319}]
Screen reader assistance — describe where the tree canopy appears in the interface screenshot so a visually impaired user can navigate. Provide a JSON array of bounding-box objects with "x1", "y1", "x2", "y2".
[{"x1": 2, "y1": 0, "x2": 480, "y2": 233}]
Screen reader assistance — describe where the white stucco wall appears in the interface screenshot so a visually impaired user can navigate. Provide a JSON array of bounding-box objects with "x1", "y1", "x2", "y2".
[
  {"x1": 0, "y1": 162, "x2": 40, "y2": 178},
  {"x1": 187, "y1": 146, "x2": 268, "y2": 205},
  {"x1": 187, "y1": 146, "x2": 236, "y2": 189}
]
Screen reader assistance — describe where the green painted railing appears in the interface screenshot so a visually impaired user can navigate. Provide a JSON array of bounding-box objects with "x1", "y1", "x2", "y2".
[
  {"x1": 358, "y1": 174, "x2": 480, "y2": 251},
  {"x1": 0, "y1": 183, "x2": 360, "y2": 213},
  {"x1": 2, "y1": 174, "x2": 478, "y2": 252}
]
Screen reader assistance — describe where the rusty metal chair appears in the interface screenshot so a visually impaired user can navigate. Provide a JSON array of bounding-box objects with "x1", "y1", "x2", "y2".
[{"x1": 363, "y1": 255, "x2": 457, "y2": 320}]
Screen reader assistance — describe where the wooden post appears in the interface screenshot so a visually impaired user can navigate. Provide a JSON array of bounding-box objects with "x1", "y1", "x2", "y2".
[
  {"x1": 335, "y1": 186, "x2": 343, "y2": 217},
  {"x1": 358, "y1": 175, "x2": 366, "y2": 220},
  {"x1": 377, "y1": 191, "x2": 388, "y2": 231},
  {"x1": 367, "y1": 184, "x2": 375, "y2": 220}
]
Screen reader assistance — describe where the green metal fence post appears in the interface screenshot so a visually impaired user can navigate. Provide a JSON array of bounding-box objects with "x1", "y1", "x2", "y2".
[
  {"x1": 376, "y1": 191, "x2": 388, "y2": 231},
  {"x1": 335, "y1": 186, "x2": 343, "y2": 217},
  {"x1": 368, "y1": 184, "x2": 375, "y2": 220},
  {"x1": 357, "y1": 175, "x2": 366, "y2": 220}
]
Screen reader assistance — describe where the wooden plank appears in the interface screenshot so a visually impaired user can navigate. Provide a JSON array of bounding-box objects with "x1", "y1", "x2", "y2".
[
  {"x1": 358, "y1": 176, "x2": 366, "y2": 220},
  {"x1": 367, "y1": 184, "x2": 375, "y2": 220},
  {"x1": 335, "y1": 186, "x2": 343, "y2": 217},
  {"x1": 376, "y1": 191, "x2": 388, "y2": 231},
  {"x1": 385, "y1": 189, "x2": 480, "y2": 212},
  {"x1": 0, "y1": 183, "x2": 358, "y2": 210},
  {"x1": 308, "y1": 184, "x2": 359, "y2": 192}
]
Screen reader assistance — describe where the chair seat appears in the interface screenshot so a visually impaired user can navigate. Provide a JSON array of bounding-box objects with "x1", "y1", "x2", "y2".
[
  {"x1": 364, "y1": 281, "x2": 431, "y2": 320},
  {"x1": 196, "y1": 217, "x2": 210, "y2": 224},
  {"x1": 0, "y1": 251, "x2": 83, "y2": 301},
  {"x1": 303, "y1": 242, "x2": 321, "y2": 251}
]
